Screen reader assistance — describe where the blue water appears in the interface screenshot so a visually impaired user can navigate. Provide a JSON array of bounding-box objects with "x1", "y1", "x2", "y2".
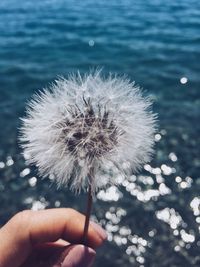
[{"x1": 0, "y1": 0, "x2": 200, "y2": 266}]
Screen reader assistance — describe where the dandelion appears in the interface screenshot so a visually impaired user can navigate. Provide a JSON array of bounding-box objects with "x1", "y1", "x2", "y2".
[{"x1": 19, "y1": 70, "x2": 157, "y2": 242}]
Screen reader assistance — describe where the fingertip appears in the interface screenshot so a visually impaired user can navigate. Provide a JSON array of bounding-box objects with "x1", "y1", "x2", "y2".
[
  {"x1": 89, "y1": 221, "x2": 107, "y2": 242},
  {"x1": 61, "y1": 245, "x2": 96, "y2": 267}
]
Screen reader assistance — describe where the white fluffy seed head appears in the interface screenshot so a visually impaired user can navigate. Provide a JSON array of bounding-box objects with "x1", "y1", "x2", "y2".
[{"x1": 19, "y1": 71, "x2": 157, "y2": 194}]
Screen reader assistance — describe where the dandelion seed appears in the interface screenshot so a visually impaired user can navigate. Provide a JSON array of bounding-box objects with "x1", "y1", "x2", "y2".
[{"x1": 19, "y1": 70, "x2": 157, "y2": 242}]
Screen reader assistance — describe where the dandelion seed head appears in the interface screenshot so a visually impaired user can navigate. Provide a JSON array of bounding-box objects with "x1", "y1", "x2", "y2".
[{"x1": 19, "y1": 71, "x2": 157, "y2": 194}]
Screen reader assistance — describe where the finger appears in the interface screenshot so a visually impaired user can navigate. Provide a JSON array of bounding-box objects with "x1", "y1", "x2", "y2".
[
  {"x1": 21, "y1": 244, "x2": 96, "y2": 267},
  {"x1": 0, "y1": 208, "x2": 107, "y2": 267},
  {"x1": 61, "y1": 245, "x2": 96, "y2": 267}
]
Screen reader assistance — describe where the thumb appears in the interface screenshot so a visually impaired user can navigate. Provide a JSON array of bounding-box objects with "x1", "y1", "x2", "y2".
[
  {"x1": 61, "y1": 245, "x2": 96, "y2": 267},
  {"x1": 21, "y1": 244, "x2": 96, "y2": 267}
]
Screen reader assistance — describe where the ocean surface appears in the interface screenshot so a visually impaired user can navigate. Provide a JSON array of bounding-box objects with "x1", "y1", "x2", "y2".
[{"x1": 0, "y1": 0, "x2": 200, "y2": 266}]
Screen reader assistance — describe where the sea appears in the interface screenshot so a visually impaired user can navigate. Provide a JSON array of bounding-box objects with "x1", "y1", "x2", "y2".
[{"x1": 0, "y1": 0, "x2": 200, "y2": 266}]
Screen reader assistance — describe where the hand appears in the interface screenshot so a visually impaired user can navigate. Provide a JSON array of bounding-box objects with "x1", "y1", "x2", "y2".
[{"x1": 0, "y1": 208, "x2": 107, "y2": 267}]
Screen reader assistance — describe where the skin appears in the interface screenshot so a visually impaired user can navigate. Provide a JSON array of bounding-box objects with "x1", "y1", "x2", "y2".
[{"x1": 0, "y1": 208, "x2": 107, "y2": 267}]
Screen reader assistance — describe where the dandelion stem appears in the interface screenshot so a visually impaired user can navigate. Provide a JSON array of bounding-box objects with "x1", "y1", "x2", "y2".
[{"x1": 82, "y1": 183, "x2": 93, "y2": 244}]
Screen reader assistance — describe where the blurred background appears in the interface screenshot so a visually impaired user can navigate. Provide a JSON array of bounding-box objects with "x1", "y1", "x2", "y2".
[{"x1": 0, "y1": 0, "x2": 200, "y2": 266}]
